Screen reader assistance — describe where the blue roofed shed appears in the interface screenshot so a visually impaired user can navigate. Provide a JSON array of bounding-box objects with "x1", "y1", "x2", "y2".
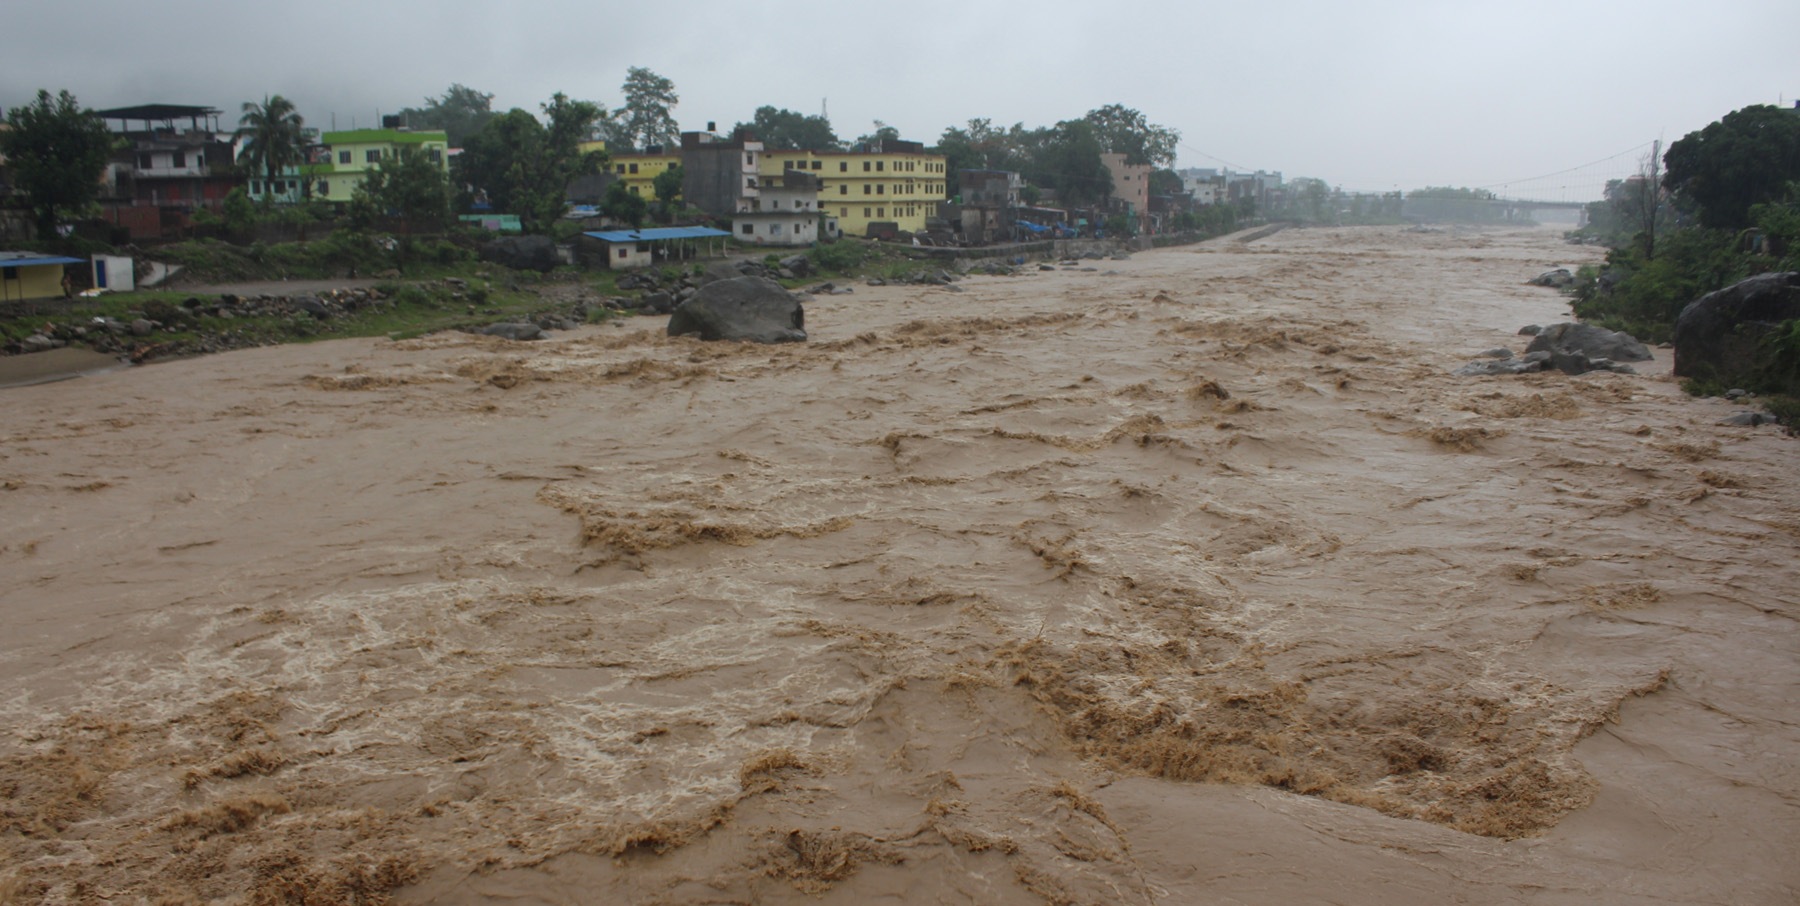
[
  {"x1": 580, "y1": 227, "x2": 732, "y2": 270},
  {"x1": 0, "y1": 252, "x2": 85, "y2": 303}
]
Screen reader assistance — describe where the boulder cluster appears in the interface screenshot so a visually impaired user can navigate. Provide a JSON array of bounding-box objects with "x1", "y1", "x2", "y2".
[
  {"x1": 606, "y1": 256, "x2": 815, "y2": 316},
  {"x1": 1454, "y1": 322, "x2": 1652, "y2": 377}
]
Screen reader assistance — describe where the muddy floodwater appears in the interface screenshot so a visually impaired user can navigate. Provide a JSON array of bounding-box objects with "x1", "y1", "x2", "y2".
[{"x1": 2, "y1": 225, "x2": 1796, "y2": 904}]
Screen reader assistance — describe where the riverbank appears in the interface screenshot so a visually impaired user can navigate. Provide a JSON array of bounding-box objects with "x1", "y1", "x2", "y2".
[{"x1": 2, "y1": 224, "x2": 1794, "y2": 904}]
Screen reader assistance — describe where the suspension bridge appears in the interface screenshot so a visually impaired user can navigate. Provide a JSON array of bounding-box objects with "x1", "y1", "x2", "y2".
[{"x1": 1412, "y1": 142, "x2": 1658, "y2": 225}]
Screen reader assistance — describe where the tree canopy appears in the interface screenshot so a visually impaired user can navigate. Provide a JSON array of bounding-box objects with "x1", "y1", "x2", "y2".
[
  {"x1": 455, "y1": 93, "x2": 607, "y2": 234},
  {"x1": 0, "y1": 89, "x2": 117, "y2": 237},
  {"x1": 733, "y1": 106, "x2": 839, "y2": 151},
  {"x1": 1663, "y1": 104, "x2": 1800, "y2": 231},
  {"x1": 236, "y1": 95, "x2": 306, "y2": 198},
  {"x1": 352, "y1": 145, "x2": 450, "y2": 234},
  {"x1": 1082, "y1": 104, "x2": 1180, "y2": 168},
  {"x1": 855, "y1": 120, "x2": 901, "y2": 148},
  {"x1": 613, "y1": 67, "x2": 680, "y2": 152},
  {"x1": 1020, "y1": 120, "x2": 1113, "y2": 208},
  {"x1": 397, "y1": 84, "x2": 495, "y2": 148},
  {"x1": 601, "y1": 180, "x2": 647, "y2": 228}
]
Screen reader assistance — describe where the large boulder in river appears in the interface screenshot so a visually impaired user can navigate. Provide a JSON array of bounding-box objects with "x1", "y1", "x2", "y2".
[
  {"x1": 1526, "y1": 322, "x2": 1652, "y2": 364},
  {"x1": 667, "y1": 276, "x2": 806, "y2": 343},
  {"x1": 479, "y1": 235, "x2": 559, "y2": 272},
  {"x1": 1673, "y1": 272, "x2": 1800, "y2": 388}
]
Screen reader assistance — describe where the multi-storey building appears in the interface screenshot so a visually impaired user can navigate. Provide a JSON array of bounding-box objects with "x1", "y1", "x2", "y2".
[
  {"x1": 606, "y1": 147, "x2": 682, "y2": 200},
  {"x1": 734, "y1": 171, "x2": 822, "y2": 247},
  {"x1": 680, "y1": 131, "x2": 764, "y2": 218},
  {"x1": 95, "y1": 104, "x2": 239, "y2": 240},
  {"x1": 1101, "y1": 152, "x2": 1151, "y2": 234},
  {"x1": 758, "y1": 139, "x2": 947, "y2": 238},
  {"x1": 314, "y1": 129, "x2": 449, "y2": 202}
]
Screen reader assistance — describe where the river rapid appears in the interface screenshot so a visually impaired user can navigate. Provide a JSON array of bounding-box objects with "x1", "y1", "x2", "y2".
[{"x1": 2, "y1": 224, "x2": 1795, "y2": 904}]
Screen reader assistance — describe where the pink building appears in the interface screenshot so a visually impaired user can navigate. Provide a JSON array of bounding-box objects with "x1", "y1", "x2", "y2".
[{"x1": 1101, "y1": 153, "x2": 1151, "y2": 234}]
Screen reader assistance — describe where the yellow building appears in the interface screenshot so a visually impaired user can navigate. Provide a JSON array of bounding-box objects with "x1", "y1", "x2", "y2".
[
  {"x1": 315, "y1": 129, "x2": 450, "y2": 202},
  {"x1": 600, "y1": 146, "x2": 682, "y2": 200},
  {"x1": 757, "y1": 140, "x2": 946, "y2": 237},
  {"x1": 0, "y1": 252, "x2": 83, "y2": 302}
]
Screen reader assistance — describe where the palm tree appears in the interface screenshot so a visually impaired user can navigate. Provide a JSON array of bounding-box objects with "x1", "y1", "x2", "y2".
[{"x1": 236, "y1": 95, "x2": 305, "y2": 202}]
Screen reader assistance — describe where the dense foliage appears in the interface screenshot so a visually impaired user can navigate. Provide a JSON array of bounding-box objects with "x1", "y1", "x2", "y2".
[
  {"x1": 732, "y1": 106, "x2": 840, "y2": 150},
  {"x1": 455, "y1": 94, "x2": 607, "y2": 234},
  {"x1": 1570, "y1": 105, "x2": 1800, "y2": 411},
  {"x1": 396, "y1": 84, "x2": 496, "y2": 148},
  {"x1": 613, "y1": 67, "x2": 680, "y2": 152},
  {"x1": 352, "y1": 146, "x2": 451, "y2": 234},
  {"x1": 1, "y1": 89, "x2": 118, "y2": 237},
  {"x1": 1663, "y1": 105, "x2": 1800, "y2": 230}
]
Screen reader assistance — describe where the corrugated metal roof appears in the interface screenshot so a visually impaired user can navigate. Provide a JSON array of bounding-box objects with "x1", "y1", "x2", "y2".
[
  {"x1": 0, "y1": 252, "x2": 85, "y2": 267},
  {"x1": 583, "y1": 227, "x2": 733, "y2": 243}
]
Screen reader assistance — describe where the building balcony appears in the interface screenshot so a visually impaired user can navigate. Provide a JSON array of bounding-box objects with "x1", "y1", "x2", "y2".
[{"x1": 133, "y1": 165, "x2": 219, "y2": 180}]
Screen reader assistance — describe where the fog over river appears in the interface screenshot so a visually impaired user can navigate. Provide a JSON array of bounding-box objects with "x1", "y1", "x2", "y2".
[{"x1": 3, "y1": 225, "x2": 1795, "y2": 904}]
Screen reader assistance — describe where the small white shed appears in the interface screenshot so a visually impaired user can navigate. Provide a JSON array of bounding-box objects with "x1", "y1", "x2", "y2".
[{"x1": 91, "y1": 255, "x2": 134, "y2": 292}]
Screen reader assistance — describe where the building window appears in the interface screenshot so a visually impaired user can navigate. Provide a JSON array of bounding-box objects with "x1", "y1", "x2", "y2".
[
  {"x1": 319, "y1": 181, "x2": 330, "y2": 196},
  {"x1": 618, "y1": 248, "x2": 629, "y2": 258},
  {"x1": 338, "y1": 150, "x2": 350, "y2": 165},
  {"x1": 876, "y1": 185, "x2": 884, "y2": 195},
  {"x1": 741, "y1": 223, "x2": 754, "y2": 235},
  {"x1": 629, "y1": 186, "x2": 640, "y2": 195},
  {"x1": 840, "y1": 162, "x2": 847, "y2": 172},
  {"x1": 745, "y1": 152, "x2": 754, "y2": 165},
  {"x1": 877, "y1": 207, "x2": 884, "y2": 217},
  {"x1": 862, "y1": 161, "x2": 870, "y2": 172},
  {"x1": 429, "y1": 149, "x2": 442, "y2": 165},
  {"x1": 838, "y1": 185, "x2": 846, "y2": 195},
  {"x1": 629, "y1": 163, "x2": 639, "y2": 174},
  {"x1": 617, "y1": 164, "x2": 626, "y2": 174},
  {"x1": 811, "y1": 161, "x2": 821, "y2": 170},
  {"x1": 863, "y1": 207, "x2": 870, "y2": 217},
  {"x1": 840, "y1": 207, "x2": 847, "y2": 216},
  {"x1": 771, "y1": 223, "x2": 783, "y2": 235},
  {"x1": 863, "y1": 185, "x2": 871, "y2": 195},
  {"x1": 365, "y1": 150, "x2": 381, "y2": 163},
  {"x1": 250, "y1": 180, "x2": 263, "y2": 194}
]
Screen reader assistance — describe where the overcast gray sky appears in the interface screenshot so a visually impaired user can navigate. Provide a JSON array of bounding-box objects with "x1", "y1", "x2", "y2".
[{"x1": 6, "y1": 0, "x2": 1795, "y2": 198}]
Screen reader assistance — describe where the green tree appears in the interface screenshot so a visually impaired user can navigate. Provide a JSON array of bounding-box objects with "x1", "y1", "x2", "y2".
[
  {"x1": 1021, "y1": 119, "x2": 1112, "y2": 208},
  {"x1": 235, "y1": 95, "x2": 307, "y2": 203},
  {"x1": 1289, "y1": 177, "x2": 1332, "y2": 222},
  {"x1": 614, "y1": 67, "x2": 680, "y2": 151},
  {"x1": 397, "y1": 84, "x2": 495, "y2": 148},
  {"x1": 601, "y1": 180, "x2": 648, "y2": 228},
  {"x1": 934, "y1": 118, "x2": 1027, "y2": 197},
  {"x1": 855, "y1": 120, "x2": 901, "y2": 148},
  {"x1": 1149, "y1": 168, "x2": 1184, "y2": 196},
  {"x1": 455, "y1": 93, "x2": 607, "y2": 234},
  {"x1": 1082, "y1": 104, "x2": 1180, "y2": 167},
  {"x1": 0, "y1": 89, "x2": 117, "y2": 238},
  {"x1": 655, "y1": 163, "x2": 687, "y2": 221},
  {"x1": 1663, "y1": 104, "x2": 1800, "y2": 231},
  {"x1": 734, "y1": 106, "x2": 839, "y2": 150},
  {"x1": 352, "y1": 145, "x2": 450, "y2": 234}
]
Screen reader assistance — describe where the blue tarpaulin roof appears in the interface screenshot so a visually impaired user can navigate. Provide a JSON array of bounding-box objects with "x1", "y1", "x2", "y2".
[
  {"x1": 583, "y1": 227, "x2": 732, "y2": 243},
  {"x1": 0, "y1": 252, "x2": 84, "y2": 268}
]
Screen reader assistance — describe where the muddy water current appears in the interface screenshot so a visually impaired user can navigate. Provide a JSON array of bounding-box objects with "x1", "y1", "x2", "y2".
[{"x1": 2, "y1": 225, "x2": 1795, "y2": 904}]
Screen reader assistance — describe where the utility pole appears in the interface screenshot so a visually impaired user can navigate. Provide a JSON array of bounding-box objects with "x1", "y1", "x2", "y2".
[{"x1": 1643, "y1": 139, "x2": 1662, "y2": 260}]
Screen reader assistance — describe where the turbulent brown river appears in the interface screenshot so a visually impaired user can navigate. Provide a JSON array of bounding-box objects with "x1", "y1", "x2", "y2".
[{"x1": 3, "y1": 225, "x2": 1796, "y2": 904}]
